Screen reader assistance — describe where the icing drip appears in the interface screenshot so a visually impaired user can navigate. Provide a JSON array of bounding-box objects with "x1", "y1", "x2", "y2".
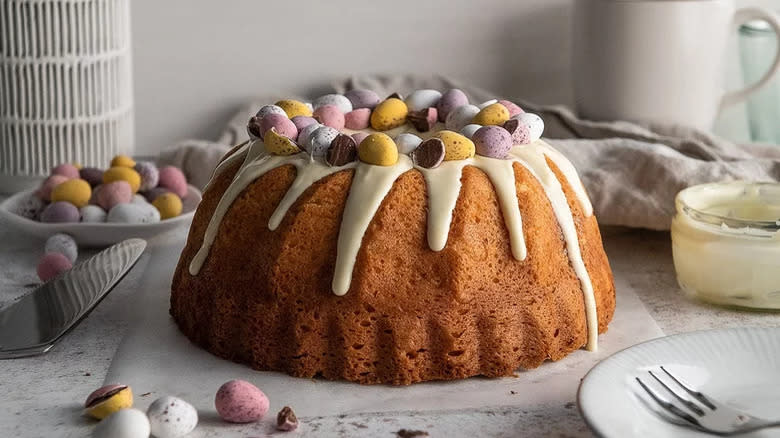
[
  {"x1": 332, "y1": 156, "x2": 414, "y2": 295},
  {"x1": 202, "y1": 140, "x2": 251, "y2": 192},
  {"x1": 534, "y1": 142, "x2": 593, "y2": 216},
  {"x1": 418, "y1": 160, "x2": 469, "y2": 252}
]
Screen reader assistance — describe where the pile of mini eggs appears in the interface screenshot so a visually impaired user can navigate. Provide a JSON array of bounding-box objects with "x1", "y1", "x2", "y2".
[
  {"x1": 247, "y1": 88, "x2": 545, "y2": 169},
  {"x1": 87, "y1": 380, "x2": 298, "y2": 437},
  {"x1": 15, "y1": 156, "x2": 190, "y2": 226}
]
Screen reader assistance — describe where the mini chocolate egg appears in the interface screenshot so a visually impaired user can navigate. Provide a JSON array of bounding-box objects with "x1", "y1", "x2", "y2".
[
  {"x1": 256, "y1": 104, "x2": 287, "y2": 119},
  {"x1": 215, "y1": 379, "x2": 270, "y2": 423},
  {"x1": 276, "y1": 406, "x2": 299, "y2": 432},
  {"x1": 13, "y1": 193, "x2": 45, "y2": 220},
  {"x1": 344, "y1": 108, "x2": 371, "y2": 130},
  {"x1": 153, "y1": 193, "x2": 183, "y2": 220},
  {"x1": 143, "y1": 187, "x2": 170, "y2": 203},
  {"x1": 358, "y1": 133, "x2": 399, "y2": 166},
  {"x1": 404, "y1": 89, "x2": 442, "y2": 112},
  {"x1": 111, "y1": 155, "x2": 136, "y2": 168},
  {"x1": 40, "y1": 201, "x2": 80, "y2": 223},
  {"x1": 260, "y1": 114, "x2": 298, "y2": 141},
  {"x1": 351, "y1": 132, "x2": 370, "y2": 145},
  {"x1": 93, "y1": 408, "x2": 150, "y2": 438},
  {"x1": 85, "y1": 384, "x2": 134, "y2": 420},
  {"x1": 147, "y1": 396, "x2": 198, "y2": 438},
  {"x1": 157, "y1": 166, "x2": 188, "y2": 198},
  {"x1": 133, "y1": 161, "x2": 159, "y2": 192},
  {"x1": 131, "y1": 194, "x2": 147, "y2": 204},
  {"x1": 51, "y1": 163, "x2": 80, "y2": 179},
  {"x1": 247, "y1": 116, "x2": 263, "y2": 139},
  {"x1": 291, "y1": 115, "x2": 318, "y2": 132},
  {"x1": 264, "y1": 128, "x2": 301, "y2": 156},
  {"x1": 326, "y1": 134, "x2": 358, "y2": 167},
  {"x1": 472, "y1": 125, "x2": 513, "y2": 159},
  {"x1": 459, "y1": 124, "x2": 482, "y2": 139},
  {"x1": 498, "y1": 99, "x2": 524, "y2": 117},
  {"x1": 445, "y1": 104, "x2": 480, "y2": 131},
  {"x1": 307, "y1": 126, "x2": 340, "y2": 157},
  {"x1": 297, "y1": 123, "x2": 324, "y2": 150},
  {"x1": 503, "y1": 119, "x2": 530, "y2": 144},
  {"x1": 313, "y1": 93, "x2": 353, "y2": 114},
  {"x1": 410, "y1": 138, "x2": 446, "y2": 169},
  {"x1": 103, "y1": 166, "x2": 142, "y2": 193},
  {"x1": 97, "y1": 181, "x2": 133, "y2": 211},
  {"x1": 45, "y1": 233, "x2": 78, "y2": 263},
  {"x1": 275, "y1": 99, "x2": 313, "y2": 118},
  {"x1": 477, "y1": 99, "x2": 498, "y2": 109},
  {"x1": 436, "y1": 88, "x2": 469, "y2": 122},
  {"x1": 51, "y1": 178, "x2": 92, "y2": 208},
  {"x1": 36, "y1": 174, "x2": 70, "y2": 201},
  {"x1": 79, "y1": 167, "x2": 105, "y2": 187},
  {"x1": 344, "y1": 89, "x2": 380, "y2": 109},
  {"x1": 107, "y1": 203, "x2": 161, "y2": 224},
  {"x1": 407, "y1": 107, "x2": 438, "y2": 132},
  {"x1": 436, "y1": 130, "x2": 476, "y2": 161},
  {"x1": 313, "y1": 104, "x2": 346, "y2": 130},
  {"x1": 512, "y1": 112, "x2": 544, "y2": 142},
  {"x1": 395, "y1": 133, "x2": 422, "y2": 155},
  {"x1": 370, "y1": 98, "x2": 408, "y2": 131},
  {"x1": 37, "y1": 252, "x2": 72, "y2": 282},
  {"x1": 472, "y1": 103, "x2": 510, "y2": 126},
  {"x1": 81, "y1": 205, "x2": 107, "y2": 223}
]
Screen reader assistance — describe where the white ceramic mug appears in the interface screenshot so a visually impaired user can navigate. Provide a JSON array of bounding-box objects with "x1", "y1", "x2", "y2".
[{"x1": 573, "y1": 0, "x2": 780, "y2": 129}]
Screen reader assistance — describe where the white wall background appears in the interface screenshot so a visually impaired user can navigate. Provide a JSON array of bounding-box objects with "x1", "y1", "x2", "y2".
[{"x1": 130, "y1": 0, "x2": 779, "y2": 154}]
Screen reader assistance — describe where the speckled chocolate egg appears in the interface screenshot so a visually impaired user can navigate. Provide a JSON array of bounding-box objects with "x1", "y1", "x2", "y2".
[
  {"x1": 313, "y1": 93, "x2": 353, "y2": 113},
  {"x1": 81, "y1": 205, "x2": 107, "y2": 223},
  {"x1": 37, "y1": 252, "x2": 72, "y2": 282},
  {"x1": 13, "y1": 193, "x2": 45, "y2": 220},
  {"x1": 152, "y1": 193, "x2": 183, "y2": 220},
  {"x1": 297, "y1": 123, "x2": 323, "y2": 150},
  {"x1": 499, "y1": 99, "x2": 524, "y2": 117},
  {"x1": 97, "y1": 181, "x2": 133, "y2": 211},
  {"x1": 107, "y1": 203, "x2": 161, "y2": 224},
  {"x1": 504, "y1": 119, "x2": 530, "y2": 144},
  {"x1": 260, "y1": 114, "x2": 298, "y2": 141},
  {"x1": 344, "y1": 89, "x2": 380, "y2": 109},
  {"x1": 436, "y1": 88, "x2": 469, "y2": 122},
  {"x1": 473, "y1": 125, "x2": 513, "y2": 159},
  {"x1": 445, "y1": 104, "x2": 480, "y2": 131},
  {"x1": 404, "y1": 89, "x2": 442, "y2": 111},
  {"x1": 313, "y1": 104, "x2": 346, "y2": 130},
  {"x1": 45, "y1": 233, "x2": 78, "y2": 263},
  {"x1": 307, "y1": 126, "x2": 340, "y2": 157},
  {"x1": 40, "y1": 201, "x2": 80, "y2": 223},
  {"x1": 436, "y1": 130, "x2": 476, "y2": 161},
  {"x1": 133, "y1": 161, "x2": 159, "y2": 192},
  {"x1": 459, "y1": 124, "x2": 482, "y2": 139},
  {"x1": 36, "y1": 174, "x2": 70, "y2": 201},
  {"x1": 85, "y1": 384, "x2": 134, "y2": 420},
  {"x1": 395, "y1": 133, "x2": 422, "y2": 155},
  {"x1": 256, "y1": 104, "x2": 287, "y2": 119},
  {"x1": 79, "y1": 167, "x2": 105, "y2": 187},
  {"x1": 291, "y1": 115, "x2": 318, "y2": 132},
  {"x1": 147, "y1": 396, "x2": 198, "y2": 438},
  {"x1": 512, "y1": 112, "x2": 545, "y2": 142},
  {"x1": 351, "y1": 132, "x2": 370, "y2": 145},
  {"x1": 472, "y1": 103, "x2": 510, "y2": 126},
  {"x1": 92, "y1": 408, "x2": 150, "y2": 438},
  {"x1": 344, "y1": 108, "x2": 371, "y2": 130},
  {"x1": 370, "y1": 98, "x2": 408, "y2": 131},
  {"x1": 51, "y1": 163, "x2": 80, "y2": 179},
  {"x1": 157, "y1": 166, "x2": 188, "y2": 198},
  {"x1": 215, "y1": 380, "x2": 269, "y2": 423},
  {"x1": 358, "y1": 133, "x2": 399, "y2": 166},
  {"x1": 275, "y1": 99, "x2": 312, "y2": 118}
]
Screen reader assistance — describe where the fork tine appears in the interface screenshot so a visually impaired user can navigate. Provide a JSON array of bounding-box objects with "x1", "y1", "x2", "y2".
[
  {"x1": 635, "y1": 377, "x2": 702, "y2": 427},
  {"x1": 660, "y1": 366, "x2": 717, "y2": 410},
  {"x1": 648, "y1": 370, "x2": 705, "y2": 416}
]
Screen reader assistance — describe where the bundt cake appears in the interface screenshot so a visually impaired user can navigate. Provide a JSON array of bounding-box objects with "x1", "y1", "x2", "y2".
[{"x1": 170, "y1": 89, "x2": 615, "y2": 385}]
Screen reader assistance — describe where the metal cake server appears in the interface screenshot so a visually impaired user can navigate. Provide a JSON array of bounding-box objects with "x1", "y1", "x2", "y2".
[{"x1": 0, "y1": 238, "x2": 146, "y2": 359}]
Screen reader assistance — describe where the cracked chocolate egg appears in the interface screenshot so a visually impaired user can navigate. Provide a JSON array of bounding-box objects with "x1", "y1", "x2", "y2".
[{"x1": 84, "y1": 384, "x2": 133, "y2": 420}]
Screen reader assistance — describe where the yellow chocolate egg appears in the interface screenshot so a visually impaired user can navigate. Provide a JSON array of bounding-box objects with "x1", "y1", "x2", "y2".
[
  {"x1": 472, "y1": 103, "x2": 510, "y2": 126},
  {"x1": 436, "y1": 130, "x2": 476, "y2": 161},
  {"x1": 275, "y1": 99, "x2": 312, "y2": 118},
  {"x1": 50, "y1": 178, "x2": 92, "y2": 208},
  {"x1": 110, "y1": 155, "x2": 136, "y2": 168},
  {"x1": 358, "y1": 133, "x2": 398, "y2": 166},
  {"x1": 370, "y1": 98, "x2": 408, "y2": 131},
  {"x1": 84, "y1": 385, "x2": 133, "y2": 420},
  {"x1": 103, "y1": 166, "x2": 142, "y2": 193},
  {"x1": 264, "y1": 128, "x2": 301, "y2": 156},
  {"x1": 152, "y1": 193, "x2": 183, "y2": 220},
  {"x1": 72, "y1": 162, "x2": 83, "y2": 170}
]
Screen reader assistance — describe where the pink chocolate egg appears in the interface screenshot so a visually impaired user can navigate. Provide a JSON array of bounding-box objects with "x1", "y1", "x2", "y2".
[
  {"x1": 37, "y1": 252, "x2": 73, "y2": 282},
  {"x1": 437, "y1": 89, "x2": 469, "y2": 122},
  {"x1": 291, "y1": 116, "x2": 318, "y2": 132},
  {"x1": 97, "y1": 181, "x2": 133, "y2": 210},
  {"x1": 215, "y1": 380, "x2": 269, "y2": 423},
  {"x1": 498, "y1": 99, "x2": 524, "y2": 117},
  {"x1": 344, "y1": 108, "x2": 371, "y2": 130},
  {"x1": 344, "y1": 89, "x2": 381, "y2": 109},
  {"x1": 473, "y1": 125, "x2": 513, "y2": 159},
  {"x1": 36, "y1": 175, "x2": 70, "y2": 201},
  {"x1": 51, "y1": 163, "x2": 80, "y2": 179},
  {"x1": 260, "y1": 114, "x2": 298, "y2": 140},
  {"x1": 351, "y1": 132, "x2": 370, "y2": 145},
  {"x1": 157, "y1": 166, "x2": 188, "y2": 198},
  {"x1": 313, "y1": 104, "x2": 346, "y2": 130}
]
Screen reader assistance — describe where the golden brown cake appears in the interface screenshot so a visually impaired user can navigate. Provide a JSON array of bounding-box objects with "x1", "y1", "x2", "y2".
[{"x1": 170, "y1": 89, "x2": 615, "y2": 385}]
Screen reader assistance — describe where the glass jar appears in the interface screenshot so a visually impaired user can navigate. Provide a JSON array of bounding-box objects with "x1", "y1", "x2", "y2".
[
  {"x1": 671, "y1": 182, "x2": 780, "y2": 310},
  {"x1": 740, "y1": 19, "x2": 780, "y2": 143}
]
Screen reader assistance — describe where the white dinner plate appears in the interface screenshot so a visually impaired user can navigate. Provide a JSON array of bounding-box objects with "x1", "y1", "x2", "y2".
[
  {"x1": 0, "y1": 186, "x2": 201, "y2": 247},
  {"x1": 578, "y1": 327, "x2": 780, "y2": 437}
]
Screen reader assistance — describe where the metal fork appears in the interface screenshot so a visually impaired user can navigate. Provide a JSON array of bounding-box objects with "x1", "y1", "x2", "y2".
[{"x1": 635, "y1": 366, "x2": 780, "y2": 436}]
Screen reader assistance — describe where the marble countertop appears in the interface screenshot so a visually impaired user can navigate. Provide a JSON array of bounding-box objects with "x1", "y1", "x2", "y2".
[{"x1": 1, "y1": 223, "x2": 778, "y2": 438}]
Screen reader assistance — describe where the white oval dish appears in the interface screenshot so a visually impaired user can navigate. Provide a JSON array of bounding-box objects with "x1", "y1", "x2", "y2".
[
  {"x1": 0, "y1": 185, "x2": 201, "y2": 247},
  {"x1": 578, "y1": 327, "x2": 780, "y2": 437}
]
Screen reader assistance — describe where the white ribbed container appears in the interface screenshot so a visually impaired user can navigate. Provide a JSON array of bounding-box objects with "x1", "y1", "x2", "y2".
[{"x1": 0, "y1": 0, "x2": 134, "y2": 193}]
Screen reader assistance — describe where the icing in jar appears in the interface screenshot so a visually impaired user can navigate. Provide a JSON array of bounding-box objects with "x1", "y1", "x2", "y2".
[{"x1": 672, "y1": 181, "x2": 780, "y2": 309}]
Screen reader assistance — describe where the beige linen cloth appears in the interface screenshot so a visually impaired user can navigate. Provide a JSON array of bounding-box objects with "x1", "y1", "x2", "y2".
[{"x1": 160, "y1": 75, "x2": 780, "y2": 230}]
